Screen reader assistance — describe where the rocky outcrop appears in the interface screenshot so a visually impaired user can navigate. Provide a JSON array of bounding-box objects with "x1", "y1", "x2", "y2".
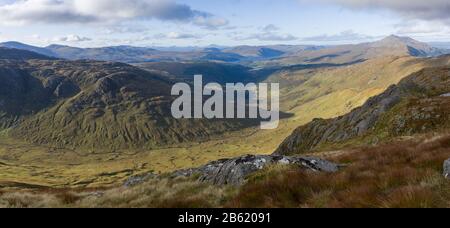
[
  {"x1": 124, "y1": 155, "x2": 340, "y2": 186},
  {"x1": 274, "y1": 84, "x2": 403, "y2": 155},
  {"x1": 169, "y1": 155, "x2": 340, "y2": 185},
  {"x1": 444, "y1": 159, "x2": 450, "y2": 179},
  {"x1": 275, "y1": 67, "x2": 450, "y2": 155}
]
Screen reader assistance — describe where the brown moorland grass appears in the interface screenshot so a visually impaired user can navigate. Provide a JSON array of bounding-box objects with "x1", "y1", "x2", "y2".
[
  {"x1": 0, "y1": 177, "x2": 236, "y2": 208},
  {"x1": 0, "y1": 135, "x2": 449, "y2": 208},
  {"x1": 228, "y1": 135, "x2": 450, "y2": 208}
]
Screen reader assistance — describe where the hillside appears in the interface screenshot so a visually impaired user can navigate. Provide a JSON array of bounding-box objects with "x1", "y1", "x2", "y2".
[
  {"x1": 0, "y1": 42, "x2": 55, "y2": 57},
  {"x1": 275, "y1": 66, "x2": 450, "y2": 155},
  {"x1": 0, "y1": 47, "x2": 54, "y2": 60},
  {"x1": 0, "y1": 59, "x2": 256, "y2": 150},
  {"x1": 222, "y1": 46, "x2": 285, "y2": 58}
]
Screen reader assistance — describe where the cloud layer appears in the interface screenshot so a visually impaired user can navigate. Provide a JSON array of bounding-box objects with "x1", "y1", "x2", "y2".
[
  {"x1": 318, "y1": 0, "x2": 450, "y2": 23},
  {"x1": 302, "y1": 30, "x2": 375, "y2": 42},
  {"x1": 233, "y1": 24, "x2": 298, "y2": 42},
  {"x1": 0, "y1": 0, "x2": 228, "y2": 29},
  {"x1": 52, "y1": 34, "x2": 92, "y2": 42}
]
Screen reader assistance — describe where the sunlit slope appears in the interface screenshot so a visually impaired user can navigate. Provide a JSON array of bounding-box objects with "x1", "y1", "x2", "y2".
[{"x1": 276, "y1": 66, "x2": 450, "y2": 155}]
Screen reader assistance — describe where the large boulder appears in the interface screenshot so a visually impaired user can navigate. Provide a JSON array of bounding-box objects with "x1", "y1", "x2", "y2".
[
  {"x1": 444, "y1": 159, "x2": 450, "y2": 179},
  {"x1": 171, "y1": 155, "x2": 340, "y2": 185}
]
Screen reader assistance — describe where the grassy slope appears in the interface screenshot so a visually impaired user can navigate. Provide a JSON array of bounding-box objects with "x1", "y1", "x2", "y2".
[
  {"x1": 1, "y1": 56, "x2": 449, "y2": 188},
  {"x1": 0, "y1": 133, "x2": 449, "y2": 208},
  {"x1": 277, "y1": 66, "x2": 450, "y2": 155}
]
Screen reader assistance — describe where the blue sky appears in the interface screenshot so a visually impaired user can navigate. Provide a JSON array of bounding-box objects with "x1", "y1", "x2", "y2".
[{"x1": 0, "y1": 0, "x2": 449, "y2": 47}]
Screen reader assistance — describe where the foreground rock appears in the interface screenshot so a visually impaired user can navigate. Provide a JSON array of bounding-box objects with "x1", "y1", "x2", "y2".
[
  {"x1": 444, "y1": 159, "x2": 450, "y2": 179},
  {"x1": 171, "y1": 155, "x2": 340, "y2": 185},
  {"x1": 124, "y1": 155, "x2": 340, "y2": 187}
]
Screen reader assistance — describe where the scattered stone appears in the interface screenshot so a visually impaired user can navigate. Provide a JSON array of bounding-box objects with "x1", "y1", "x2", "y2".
[{"x1": 444, "y1": 159, "x2": 450, "y2": 179}]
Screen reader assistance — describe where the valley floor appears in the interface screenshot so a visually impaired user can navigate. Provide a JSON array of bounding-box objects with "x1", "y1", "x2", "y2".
[{"x1": 0, "y1": 118, "x2": 303, "y2": 188}]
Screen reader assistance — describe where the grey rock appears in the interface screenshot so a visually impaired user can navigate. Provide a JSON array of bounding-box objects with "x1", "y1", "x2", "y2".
[
  {"x1": 172, "y1": 155, "x2": 340, "y2": 185},
  {"x1": 274, "y1": 85, "x2": 403, "y2": 155},
  {"x1": 444, "y1": 159, "x2": 450, "y2": 179}
]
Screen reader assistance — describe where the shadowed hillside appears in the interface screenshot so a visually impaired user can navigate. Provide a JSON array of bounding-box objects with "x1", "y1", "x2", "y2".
[
  {"x1": 0, "y1": 58, "x2": 258, "y2": 150},
  {"x1": 0, "y1": 47, "x2": 54, "y2": 61}
]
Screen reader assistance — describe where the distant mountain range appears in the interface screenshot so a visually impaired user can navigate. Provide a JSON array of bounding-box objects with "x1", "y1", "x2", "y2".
[
  {"x1": 0, "y1": 41, "x2": 298, "y2": 63},
  {"x1": 264, "y1": 35, "x2": 450, "y2": 66},
  {"x1": 1, "y1": 36, "x2": 448, "y2": 64}
]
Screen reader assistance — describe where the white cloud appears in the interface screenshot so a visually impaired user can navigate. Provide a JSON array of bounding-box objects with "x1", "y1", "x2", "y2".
[
  {"x1": 52, "y1": 34, "x2": 92, "y2": 42},
  {"x1": 193, "y1": 15, "x2": 229, "y2": 30},
  {"x1": 395, "y1": 20, "x2": 450, "y2": 35},
  {"x1": 301, "y1": 30, "x2": 375, "y2": 42},
  {"x1": 248, "y1": 33, "x2": 297, "y2": 42},
  {"x1": 102, "y1": 24, "x2": 150, "y2": 34},
  {"x1": 261, "y1": 24, "x2": 280, "y2": 32},
  {"x1": 0, "y1": 0, "x2": 229, "y2": 29},
  {"x1": 154, "y1": 32, "x2": 201, "y2": 39},
  {"x1": 30, "y1": 34, "x2": 42, "y2": 39},
  {"x1": 234, "y1": 24, "x2": 297, "y2": 42}
]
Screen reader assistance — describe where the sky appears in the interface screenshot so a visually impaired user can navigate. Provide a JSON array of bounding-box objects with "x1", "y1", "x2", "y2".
[{"x1": 0, "y1": 0, "x2": 449, "y2": 47}]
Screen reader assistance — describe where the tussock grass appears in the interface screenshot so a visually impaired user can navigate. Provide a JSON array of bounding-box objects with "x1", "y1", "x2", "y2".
[
  {"x1": 228, "y1": 135, "x2": 450, "y2": 208},
  {"x1": 0, "y1": 177, "x2": 236, "y2": 208},
  {"x1": 1, "y1": 137, "x2": 449, "y2": 208},
  {"x1": 1, "y1": 135, "x2": 449, "y2": 208}
]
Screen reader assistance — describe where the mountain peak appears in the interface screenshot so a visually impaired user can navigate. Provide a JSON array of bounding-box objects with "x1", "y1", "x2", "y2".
[
  {"x1": 369, "y1": 35, "x2": 442, "y2": 57},
  {"x1": 377, "y1": 35, "x2": 420, "y2": 45}
]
